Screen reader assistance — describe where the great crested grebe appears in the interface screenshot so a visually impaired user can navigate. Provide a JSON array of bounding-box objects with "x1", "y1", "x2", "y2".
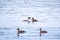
[
  {"x1": 40, "y1": 28, "x2": 47, "y2": 36},
  {"x1": 17, "y1": 28, "x2": 26, "y2": 36},
  {"x1": 23, "y1": 17, "x2": 31, "y2": 23},
  {"x1": 32, "y1": 17, "x2": 38, "y2": 22}
]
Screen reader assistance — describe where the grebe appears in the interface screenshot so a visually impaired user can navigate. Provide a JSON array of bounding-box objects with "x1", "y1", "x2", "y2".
[
  {"x1": 17, "y1": 28, "x2": 26, "y2": 36},
  {"x1": 40, "y1": 28, "x2": 47, "y2": 36},
  {"x1": 32, "y1": 17, "x2": 38, "y2": 22}
]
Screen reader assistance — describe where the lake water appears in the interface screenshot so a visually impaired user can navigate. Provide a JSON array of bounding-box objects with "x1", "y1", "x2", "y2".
[
  {"x1": 0, "y1": 0, "x2": 60, "y2": 40},
  {"x1": 0, "y1": 26, "x2": 60, "y2": 40}
]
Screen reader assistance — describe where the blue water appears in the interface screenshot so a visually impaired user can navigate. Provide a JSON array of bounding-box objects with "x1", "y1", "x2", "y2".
[
  {"x1": 0, "y1": 27, "x2": 60, "y2": 40},
  {"x1": 0, "y1": 0, "x2": 60, "y2": 40}
]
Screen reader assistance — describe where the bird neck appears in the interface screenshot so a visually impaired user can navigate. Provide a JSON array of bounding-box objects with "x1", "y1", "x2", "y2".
[{"x1": 40, "y1": 28, "x2": 42, "y2": 31}]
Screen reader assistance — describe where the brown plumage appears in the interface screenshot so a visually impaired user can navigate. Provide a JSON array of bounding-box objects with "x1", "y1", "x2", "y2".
[
  {"x1": 23, "y1": 20, "x2": 30, "y2": 23},
  {"x1": 32, "y1": 17, "x2": 38, "y2": 22},
  {"x1": 23, "y1": 20, "x2": 29, "y2": 22},
  {"x1": 17, "y1": 28, "x2": 26, "y2": 36},
  {"x1": 40, "y1": 28, "x2": 47, "y2": 36}
]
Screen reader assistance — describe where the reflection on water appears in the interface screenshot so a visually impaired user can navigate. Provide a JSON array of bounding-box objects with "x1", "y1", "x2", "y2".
[{"x1": 0, "y1": 27, "x2": 60, "y2": 40}]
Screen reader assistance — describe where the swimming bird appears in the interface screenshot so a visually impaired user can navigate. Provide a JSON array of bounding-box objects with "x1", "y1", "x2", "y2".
[
  {"x1": 32, "y1": 17, "x2": 38, "y2": 22},
  {"x1": 40, "y1": 28, "x2": 47, "y2": 36},
  {"x1": 23, "y1": 19, "x2": 31, "y2": 23},
  {"x1": 17, "y1": 28, "x2": 26, "y2": 36},
  {"x1": 23, "y1": 17, "x2": 31, "y2": 23}
]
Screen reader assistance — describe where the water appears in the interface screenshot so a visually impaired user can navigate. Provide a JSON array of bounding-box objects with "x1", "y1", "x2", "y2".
[
  {"x1": 0, "y1": 0, "x2": 60, "y2": 40},
  {"x1": 0, "y1": 27, "x2": 60, "y2": 40}
]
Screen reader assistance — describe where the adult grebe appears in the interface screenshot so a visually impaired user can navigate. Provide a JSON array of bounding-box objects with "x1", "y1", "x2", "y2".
[
  {"x1": 17, "y1": 28, "x2": 26, "y2": 36},
  {"x1": 40, "y1": 28, "x2": 47, "y2": 36},
  {"x1": 32, "y1": 17, "x2": 38, "y2": 22},
  {"x1": 23, "y1": 17, "x2": 31, "y2": 23}
]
